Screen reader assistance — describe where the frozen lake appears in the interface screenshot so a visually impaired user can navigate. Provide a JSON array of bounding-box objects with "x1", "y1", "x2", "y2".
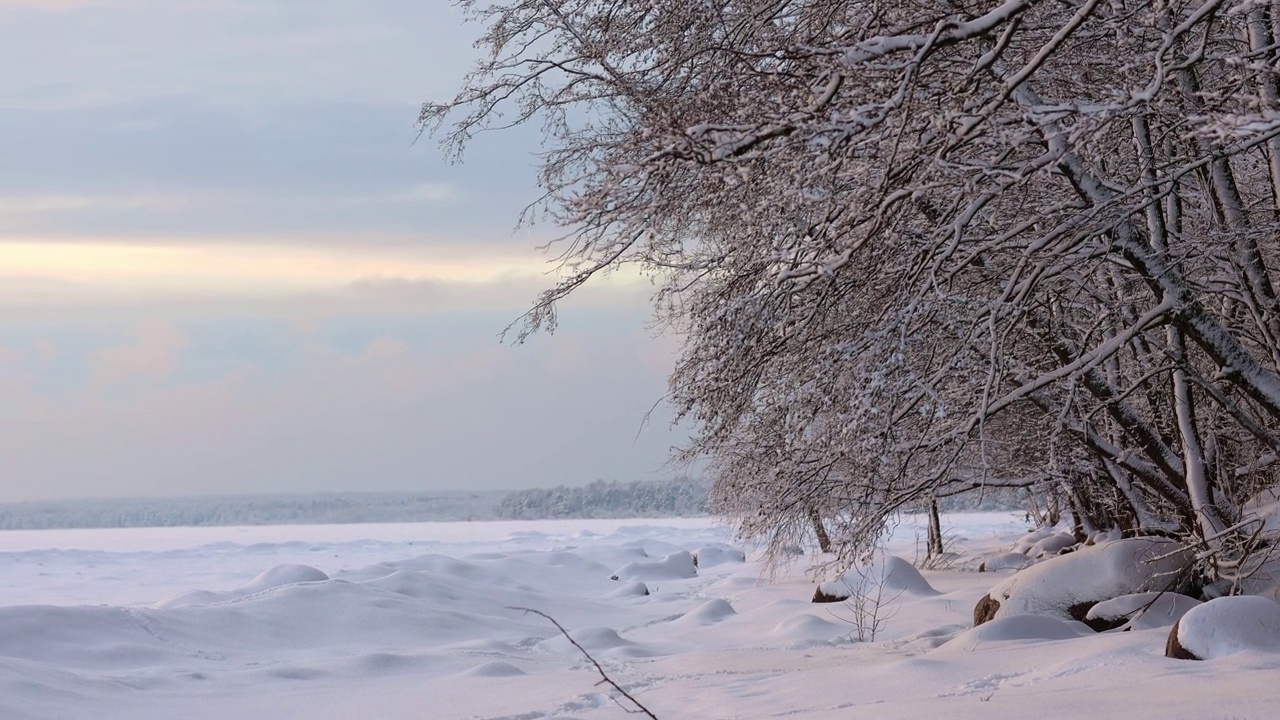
[{"x1": 3, "y1": 514, "x2": 1276, "y2": 720}]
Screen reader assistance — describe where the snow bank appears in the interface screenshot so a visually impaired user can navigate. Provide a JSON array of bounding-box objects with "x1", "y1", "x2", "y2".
[
  {"x1": 1168, "y1": 596, "x2": 1280, "y2": 660},
  {"x1": 814, "y1": 554, "x2": 938, "y2": 602},
  {"x1": 976, "y1": 538, "x2": 1189, "y2": 626}
]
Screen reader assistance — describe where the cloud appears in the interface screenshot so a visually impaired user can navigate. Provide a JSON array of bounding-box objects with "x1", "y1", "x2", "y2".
[
  {"x1": 88, "y1": 321, "x2": 188, "y2": 388},
  {"x1": 0, "y1": 306, "x2": 685, "y2": 501}
]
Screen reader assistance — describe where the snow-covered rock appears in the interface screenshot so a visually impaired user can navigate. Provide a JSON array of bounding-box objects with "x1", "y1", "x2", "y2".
[
  {"x1": 1166, "y1": 596, "x2": 1280, "y2": 660},
  {"x1": 611, "y1": 550, "x2": 697, "y2": 582},
  {"x1": 974, "y1": 538, "x2": 1190, "y2": 626},
  {"x1": 1084, "y1": 592, "x2": 1201, "y2": 631},
  {"x1": 812, "y1": 554, "x2": 938, "y2": 603}
]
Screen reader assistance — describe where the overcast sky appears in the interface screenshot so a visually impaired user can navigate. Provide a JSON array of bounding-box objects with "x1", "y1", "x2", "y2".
[{"x1": 0, "y1": 0, "x2": 686, "y2": 502}]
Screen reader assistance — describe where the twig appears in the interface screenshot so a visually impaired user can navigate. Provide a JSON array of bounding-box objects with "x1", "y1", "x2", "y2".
[{"x1": 509, "y1": 607, "x2": 659, "y2": 719}]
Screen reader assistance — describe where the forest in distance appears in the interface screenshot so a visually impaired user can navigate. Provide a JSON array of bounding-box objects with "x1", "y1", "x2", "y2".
[
  {"x1": 0, "y1": 477, "x2": 707, "y2": 529},
  {"x1": 0, "y1": 477, "x2": 1029, "y2": 530}
]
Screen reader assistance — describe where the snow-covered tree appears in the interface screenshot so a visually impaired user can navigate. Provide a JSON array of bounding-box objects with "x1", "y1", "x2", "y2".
[{"x1": 426, "y1": 0, "x2": 1280, "y2": 578}]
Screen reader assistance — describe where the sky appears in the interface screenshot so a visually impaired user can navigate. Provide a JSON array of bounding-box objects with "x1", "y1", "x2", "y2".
[{"x1": 0, "y1": 0, "x2": 686, "y2": 502}]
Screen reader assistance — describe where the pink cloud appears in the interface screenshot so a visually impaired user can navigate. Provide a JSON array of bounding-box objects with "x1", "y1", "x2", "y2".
[{"x1": 88, "y1": 321, "x2": 188, "y2": 388}]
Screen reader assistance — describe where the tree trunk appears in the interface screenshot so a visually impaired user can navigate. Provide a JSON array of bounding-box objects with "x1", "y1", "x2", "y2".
[
  {"x1": 926, "y1": 497, "x2": 944, "y2": 560},
  {"x1": 808, "y1": 507, "x2": 832, "y2": 553}
]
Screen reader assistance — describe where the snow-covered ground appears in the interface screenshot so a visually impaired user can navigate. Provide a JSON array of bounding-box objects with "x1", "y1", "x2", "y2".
[{"x1": 2, "y1": 514, "x2": 1277, "y2": 719}]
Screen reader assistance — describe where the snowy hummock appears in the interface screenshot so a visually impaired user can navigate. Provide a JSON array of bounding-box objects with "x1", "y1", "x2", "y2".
[
  {"x1": 611, "y1": 549, "x2": 698, "y2": 581},
  {"x1": 1175, "y1": 596, "x2": 1280, "y2": 659},
  {"x1": 1, "y1": 514, "x2": 1279, "y2": 719},
  {"x1": 816, "y1": 553, "x2": 939, "y2": 600}
]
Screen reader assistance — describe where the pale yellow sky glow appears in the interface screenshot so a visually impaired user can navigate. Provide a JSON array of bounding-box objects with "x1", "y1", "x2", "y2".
[{"x1": 0, "y1": 239, "x2": 555, "y2": 298}]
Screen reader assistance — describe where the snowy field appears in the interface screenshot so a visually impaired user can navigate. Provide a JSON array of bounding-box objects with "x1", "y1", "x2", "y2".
[{"x1": 2, "y1": 514, "x2": 1278, "y2": 720}]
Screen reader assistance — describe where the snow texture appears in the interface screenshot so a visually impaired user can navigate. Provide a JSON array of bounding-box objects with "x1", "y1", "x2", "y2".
[{"x1": 1, "y1": 514, "x2": 1278, "y2": 719}]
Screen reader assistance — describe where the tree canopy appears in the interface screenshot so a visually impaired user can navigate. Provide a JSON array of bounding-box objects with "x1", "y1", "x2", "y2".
[{"x1": 425, "y1": 0, "x2": 1280, "y2": 588}]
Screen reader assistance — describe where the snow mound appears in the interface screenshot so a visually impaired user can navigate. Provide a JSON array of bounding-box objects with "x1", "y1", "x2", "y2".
[
  {"x1": 816, "y1": 554, "x2": 939, "y2": 601},
  {"x1": 537, "y1": 627, "x2": 633, "y2": 653},
  {"x1": 978, "y1": 538, "x2": 1189, "y2": 624},
  {"x1": 155, "y1": 589, "x2": 226, "y2": 609},
  {"x1": 1011, "y1": 528, "x2": 1063, "y2": 554},
  {"x1": 1024, "y1": 532, "x2": 1077, "y2": 558},
  {"x1": 458, "y1": 661, "x2": 527, "y2": 678},
  {"x1": 976, "y1": 552, "x2": 1034, "y2": 573},
  {"x1": 937, "y1": 614, "x2": 1093, "y2": 655},
  {"x1": 604, "y1": 581, "x2": 650, "y2": 599},
  {"x1": 771, "y1": 614, "x2": 843, "y2": 641},
  {"x1": 611, "y1": 551, "x2": 697, "y2": 582},
  {"x1": 693, "y1": 545, "x2": 746, "y2": 568},
  {"x1": 359, "y1": 570, "x2": 460, "y2": 604},
  {"x1": 239, "y1": 564, "x2": 330, "y2": 593},
  {"x1": 675, "y1": 599, "x2": 736, "y2": 626},
  {"x1": 1171, "y1": 596, "x2": 1280, "y2": 660},
  {"x1": 1086, "y1": 592, "x2": 1201, "y2": 631}
]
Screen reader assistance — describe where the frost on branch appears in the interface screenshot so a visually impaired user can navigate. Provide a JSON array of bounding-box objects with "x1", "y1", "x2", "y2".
[{"x1": 426, "y1": 0, "x2": 1280, "y2": 580}]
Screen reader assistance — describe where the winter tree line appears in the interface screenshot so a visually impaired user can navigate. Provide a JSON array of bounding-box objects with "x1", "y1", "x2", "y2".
[
  {"x1": 0, "y1": 491, "x2": 507, "y2": 530},
  {"x1": 426, "y1": 0, "x2": 1280, "y2": 589},
  {"x1": 495, "y1": 477, "x2": 711, "y2": 518},
  {"x1": 0, "y1": 481, "x2": 722, "y2": 529}
]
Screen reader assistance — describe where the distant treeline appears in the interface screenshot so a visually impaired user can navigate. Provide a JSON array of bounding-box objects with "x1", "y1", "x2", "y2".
[
  {"x1": 0, "y1": 491, "x2": 507, "y2": 530},
  {"x1": 495, "y1": 477, "x2": 711, "y2": 519},
  {"x1": 0, "y1": 479, "x2": 1020, "y2": 530}
]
